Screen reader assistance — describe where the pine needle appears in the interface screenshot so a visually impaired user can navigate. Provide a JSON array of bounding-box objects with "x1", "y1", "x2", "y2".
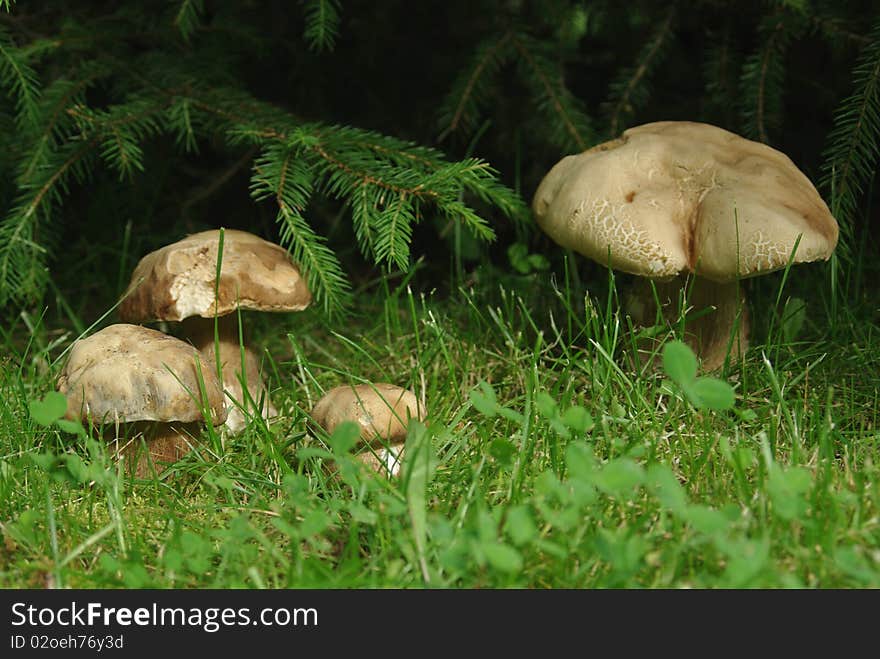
[
  {"x1": 302, "y1": 0, "x2": 342, "y2": 53},
  {"x1": 819, "y1": 19, "x2": 880, "y2": 262},
  {"x1": 0, "y1": 24, "x2": 40, "y2": 130},
  {"x1": 606, "y1": 8, "x2": 676, "y2": 136}
]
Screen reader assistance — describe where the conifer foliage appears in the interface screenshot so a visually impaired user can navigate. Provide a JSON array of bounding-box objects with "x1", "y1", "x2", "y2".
[
  {"x1": 0, "y1": 1, "x2": 878, "y2": 315},
  {"x1": 820, "y1": 18, "x2": 880, "y2": 262},
  {"x1": 0, "y1": 1, "x2": 526, "y2": 315}
]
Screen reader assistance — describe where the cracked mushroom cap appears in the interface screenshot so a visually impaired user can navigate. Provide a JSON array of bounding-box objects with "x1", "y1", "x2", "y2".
[
  {"x1": 532, "y1": 121, "x2": 839, "y2": 282},
  {"x1": 119, "y1": 229, "x2": 312, "y2": 322},
  {"x1": 57, "y1": 324, "x2": 227, "y2": 425},
  {"x1": 310, "y1": 383, "x2": 426, "y2": 446}
]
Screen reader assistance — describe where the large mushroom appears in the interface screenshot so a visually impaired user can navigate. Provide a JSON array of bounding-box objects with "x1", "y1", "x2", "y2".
[
  {"x1": 532, "y1": 121, "x2": 839, "y2": 370},
  {"x1": 57, "y1": 324, "x2": 227, "y2": 477},
  {"x1": 310, "y1": 383, "x2": 426, "y2": 477},
  {"x1": 118, "y1": 229, "x2": 312, "y2": 432}
]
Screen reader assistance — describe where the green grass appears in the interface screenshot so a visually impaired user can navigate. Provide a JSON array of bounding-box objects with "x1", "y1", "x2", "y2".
[{"x1": 1, "y1": 257, "x2": 879, "y2": 588}]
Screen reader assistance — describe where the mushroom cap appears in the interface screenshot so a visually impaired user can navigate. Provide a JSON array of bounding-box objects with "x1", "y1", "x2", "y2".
[
  {"x1": 119, "y1": 229, "x2": 312, "y2": 322},
  {"x1": 57, "y1": 324, "x2": 227, "y2": 425},
  {"x1": 310, "y1": 383, "x2": 426, "y2": 446},
  {"x1": 532, "y1": 121, "x2": 839, "y2": 282}
]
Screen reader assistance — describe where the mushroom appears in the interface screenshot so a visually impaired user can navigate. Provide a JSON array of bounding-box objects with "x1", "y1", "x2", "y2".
[
  {"x1": 118, "y1": 229, "x2": 312, "y2": 432},
  {"x1": 532, "y1": 121, "x2": 839, "y2": 370},
  {"x1": 310, "y1": 383, "x2": 426, "y2": 476},
  {"x1": 57, "y1": 324, "x2": 227, "y2": 477}
]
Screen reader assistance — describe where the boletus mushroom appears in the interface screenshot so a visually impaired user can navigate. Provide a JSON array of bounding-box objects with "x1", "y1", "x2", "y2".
[
  {"x1": 57, "y1": 324, "x2": 227, "y2": 477},
  {"x1": 118, "y1": 229, "x2": 312, "y2": 432},
  {"x1": 532, "y1": 120, "x2": 839, "y2": 370},
  {"x1": 310, "y1": 383, "x2": 426, "y2": 477}
]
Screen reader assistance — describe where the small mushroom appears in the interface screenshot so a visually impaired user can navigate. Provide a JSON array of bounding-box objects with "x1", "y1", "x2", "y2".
[
  {"x1": 532, "y1": 121, "x2": 839, "y2": 370},
  {"x1": 57, "y1": 324, "x2": 227, "y2": 477},
  {"x1": 118, "y1": 229, "x2": 312, "y2": 432},
  {"x1": 310, "y1": 383, "x2": 426, "y2": 476}
]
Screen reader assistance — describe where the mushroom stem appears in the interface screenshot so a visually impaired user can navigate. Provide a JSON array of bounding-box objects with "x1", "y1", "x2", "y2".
[
  {"x1": 357, "y1": 442, "x2": 406, "y2": 477},
  {"x1": 181, "y1": 316, "x2": 276, "y2": 432},
  {"x1": 626, "y1": 275, "x2": 749, "y2": 371},
  {"x1": 105, "y1": 421, "x2": 202, "y2": 478}
]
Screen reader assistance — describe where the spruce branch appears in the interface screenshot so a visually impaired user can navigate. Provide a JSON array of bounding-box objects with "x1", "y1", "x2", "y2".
[
  {"x1": 422, "y1": 157, "x2": 525, "y2": 232},
  {"x1": 305, "y1": 129, "x2": 524, "y2": 245},
  {"x1": 372, "y1": 191, "x2": 417, "y2": 271},
  {"x1": 174, "y1": 0, "x2": 204, "y2": 43},
  {"x1": 176, "y1": 87, "x2": 524, "y2": 267},
  {"x1": 350, "y1": 183, "x2": 379, "y2": 259},
  {"x1": 437, "y1": 31, "x2": 514, "y2": 141},
  {"x1": 511, "y1": 32, "x2": 593, "y2": 152},
  {"x1": 606, "y1": 7, "x2": 676, "y2": 135},
  {"x1": 1, "y1": 94, "x2": 164, "y2": 304},
  {"x1": 16, "y1": 66, "x2": 106, "y2": 184},
  {"x1": 67, "y1": 98, "x2": 165, "y2": 180},
  {"x1": 298, "y1": 125, "x2": 508, "y2": 208},
  {"x1": 820, "y1": 19, "x2": 880, "y2": 261},
  {"x1": 166, "y1": 96, "x2": 199, "y2": 153},
  {"x1": 702, "y1": 26, "x2": 740, "y2": 124},
  {"x1": 0, "y1": 137, "x2": 99, "y2": 306},
  {"x1": 739, "y1": 16, "x2": 790, "y2": 143},
  {"x1": 13, "y1": 139, "x2": 96, "y2": 230},
  {"x1": 196, "y1": 89, "x2": 446, "y2": 181},
  {"x1": 307, "y1": 124, "x2": 446, "y2": 180},
  {"x1": 0, "y1": 22, "x2": 525, "y2": 314},
  {"x1": 309, "y1": 140, "x2": 437, "y2": 199},
  {"x1": 0, "y1": 24, "x2": 40, "y2": 130},
  {"x1": 302, "y1": 0, "x2": 341, "y2": 53},
  {"x1": 810, "y1": 14, "x2": 871, "y2": 48},
  {"x1": 251, "y1": 143, "x2": 352, "y2": 316}
]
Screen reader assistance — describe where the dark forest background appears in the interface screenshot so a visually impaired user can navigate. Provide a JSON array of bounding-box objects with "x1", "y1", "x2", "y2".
[{"x1": 1, "y1": 0, "x2": 879, "y2": 323}]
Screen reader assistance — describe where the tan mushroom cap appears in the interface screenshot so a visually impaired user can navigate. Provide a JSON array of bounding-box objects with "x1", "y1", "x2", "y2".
[
  {"x1": 57, "y1": 324, "x2": 227, "y2": 425},
  {"x1": 532, "y1": 121, "x2": 839, "y2": 282},
  {"x1": 119, "y1": 229, "x2": 312, "y2": 322},
  {"x1": 310, "y1": 383, "x2": 426, "y2": 446}
]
